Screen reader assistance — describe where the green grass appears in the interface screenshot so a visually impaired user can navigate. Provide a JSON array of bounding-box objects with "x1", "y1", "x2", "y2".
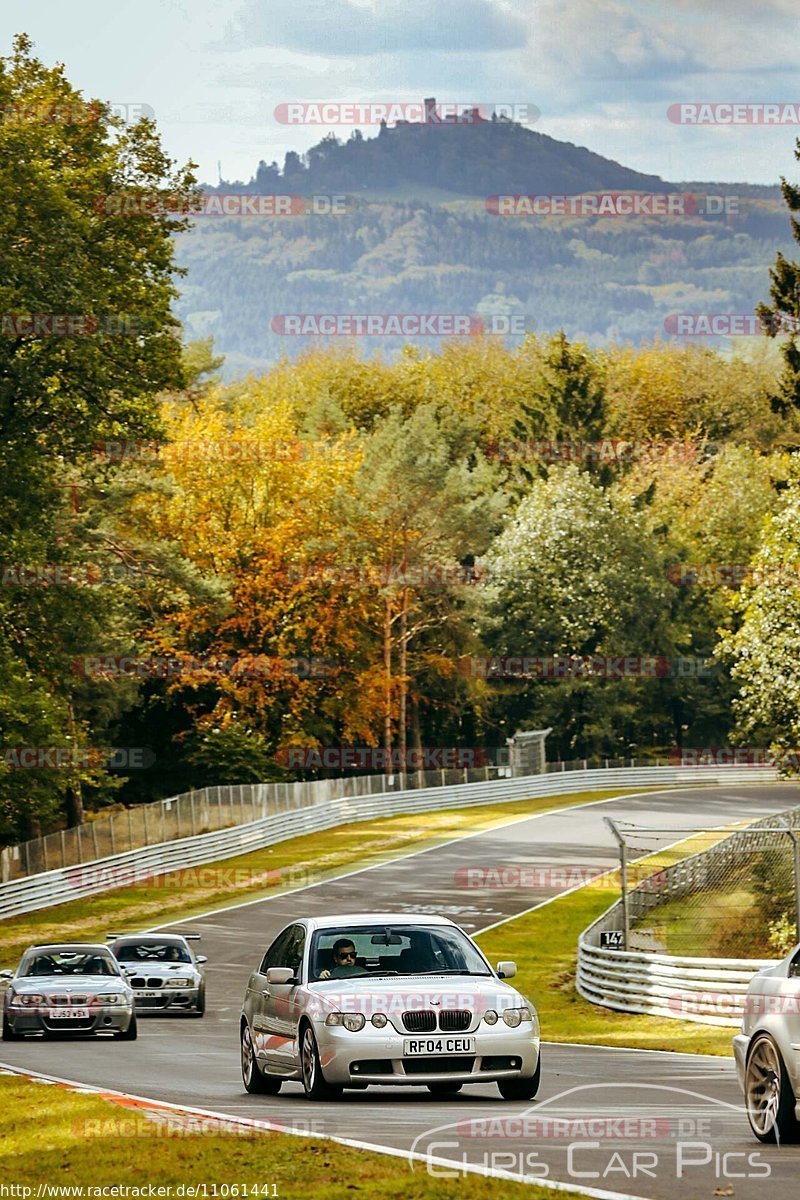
[
  {"x1": 0, "y1": 1072, "x2": 594, "y2": 1197},
  {"x1": 477, "y1": 831, "x2": 743, "y2": 1057},
  {"x1": 0, "y1": 788, "x2": 650, "y2": 968},
  {"x1": 646, "y1": 884, "x2": 760, "y2": 957}
]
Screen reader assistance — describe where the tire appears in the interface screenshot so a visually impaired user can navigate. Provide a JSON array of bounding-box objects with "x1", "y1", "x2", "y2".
[
  {"x1": 191, "y1": 984, "x2": 206, "y2": 1017},
  {"x1": 241, "y1": 1022, "x2": 282, "y2": 1095},
  {"x1": 745, "y1": 1034, "x2": 800, "y2": 1143},
  {"x1": 117, "y1": 1014, "x2": 138, "y2": 1041},
  {"x1": 300, "y1": 1024, "x2": 342, "y2": 1101},
  {"x1": 2, "y1": 1015, "x2": 21, "y2": 1041},
  {"x1": 427, "y1": 1082, "x2": 463, "y2": 1095},
  {"x1": 498, "y1": 1054, "x2": 541, "y2": 1101}
]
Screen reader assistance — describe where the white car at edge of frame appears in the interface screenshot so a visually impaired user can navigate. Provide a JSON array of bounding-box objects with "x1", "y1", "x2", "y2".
[
  {"x1": 239, "y1": 912, "x2": 541, "y2": 1101},
  {"x1": 734, "y1": 941, "x2": 800, "y2": 1142}
]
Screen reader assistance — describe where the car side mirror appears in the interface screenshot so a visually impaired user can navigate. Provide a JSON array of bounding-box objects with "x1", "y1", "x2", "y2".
[
  {"x1": 266, "y1": 966, "x2": 295, "y2": 985},
  {"x1": 0, "y1": 969, "x2": 12, "y2": 979},
  {"x1": 496, "y1": 961, "x2": 517, "y2": 979},
  {"x1": 196, "y1": 956, "x2": 207, "y2": 964}
]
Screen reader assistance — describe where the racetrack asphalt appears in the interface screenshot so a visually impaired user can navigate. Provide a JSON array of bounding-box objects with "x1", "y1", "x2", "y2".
[{"x1": 3, "y1": 783, "x2": 800, "y2": 1200}]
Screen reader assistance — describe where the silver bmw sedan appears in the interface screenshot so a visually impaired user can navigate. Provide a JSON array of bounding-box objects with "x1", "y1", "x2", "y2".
[
  {"x1": 240, "y1": 912, "x2": 540, "y2": 1100},
  {"x1": 1, "y1": 943, "x2": 136, "y2": 1040}
]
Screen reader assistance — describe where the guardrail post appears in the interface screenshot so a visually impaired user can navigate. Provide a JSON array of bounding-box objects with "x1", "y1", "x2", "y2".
[
  {"x1": 604, "y1": 817, "x2": 630, "y2": 950},
  {"x1": 60, "y1": 830, "x2": 66, "y2": 870},
  {"x1": 91, "y1": 822, "x2": 99, "y2": 858},
  {"x1": 143, "y1": 804, "x2": 150, "y2": 845},
  {"x1": 190, "y1": 793, "x2": 197, "y2": 836}
]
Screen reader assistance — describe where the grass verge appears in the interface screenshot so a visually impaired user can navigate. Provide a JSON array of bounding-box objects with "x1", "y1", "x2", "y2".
[
  {"x1": 477, "y1": 832, "x2": 745, "y2": 1057},
  {"x1": 0, "y1": 788, "x2": 652, "y2": 968},
  {"x1": 0, "y1": 1072, "x2": 594, "y2": 1197}
]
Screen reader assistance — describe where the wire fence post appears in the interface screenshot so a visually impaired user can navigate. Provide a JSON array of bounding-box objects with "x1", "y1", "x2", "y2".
[
  {"x1": 605, "y1": 817, "x2": 630, "y2": 951},
  {"x1": 778, "y1": 819, "x2": 800, "y2": 937}
]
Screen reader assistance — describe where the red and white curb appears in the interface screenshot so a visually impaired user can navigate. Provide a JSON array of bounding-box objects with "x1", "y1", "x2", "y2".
[{"x1": 0, "y1": 1061, "x2": 649, "y2": 1200}]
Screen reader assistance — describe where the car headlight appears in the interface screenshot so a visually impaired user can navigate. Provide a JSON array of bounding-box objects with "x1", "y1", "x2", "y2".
[
  {"x1": 371, "y1": 1013, "x2": 387, "y2": 1028},
  {"x1": 102, "y1": 994, "x2": 126, "y2": 1005},
  {"x1": 165, "y1": 979, "x2": 191, "y2": 987},
  {"x1": 483, "y1": 1009, "x2": 499, "y2": 1025},
  {"x1": 325, "y1": 1012, "x2": 366, "y2": 1032},
  {"x1": 502, "y1": 1006, "x2": 531, "y2": 1027},
  {"x1": 10, "y1": 993, "x2": 46, "y2": 1008}
]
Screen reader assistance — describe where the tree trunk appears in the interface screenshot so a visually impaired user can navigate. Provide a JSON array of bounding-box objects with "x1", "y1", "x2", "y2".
[
  {"x1": 65, "y1": 697, "x2": 84, "y2": 827},
  {"x1": 65, "y1": 784, "x2": 84, "y2": 829},
  {"x1": 398, "y1": 584, "x2": 409, "y2": 774},
  {"x1": 411, "y1": 696, "x2": 424, "y2": 787},
  {"x1": 383, "y1": 597, "x2": 393, "y2": 773}
]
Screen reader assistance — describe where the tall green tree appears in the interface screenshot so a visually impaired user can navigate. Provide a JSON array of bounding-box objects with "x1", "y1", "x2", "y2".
[
  {"x1": 758, "y1": 138, "x2": 800, "y2": 417},
  {"x1": 0, "y1": 35, "x2": 197, "y2": 842}
]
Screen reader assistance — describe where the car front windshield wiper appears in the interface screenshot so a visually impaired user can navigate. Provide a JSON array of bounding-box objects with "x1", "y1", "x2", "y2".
[{"x1": 394, "y1": 969, "x2": 492, "y2": 977}]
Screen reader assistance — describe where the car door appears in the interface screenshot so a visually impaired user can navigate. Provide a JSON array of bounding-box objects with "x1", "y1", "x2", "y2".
[
  {"x1": 261, "y1": 924, "x2": 306, "y2": 1074},
  {"x1": 248, "y1": 926, "x2": 293, "y2": 1066}
]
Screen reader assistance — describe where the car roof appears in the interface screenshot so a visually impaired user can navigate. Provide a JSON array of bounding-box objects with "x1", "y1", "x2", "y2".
[
  {"x1": 24, "y1": 943, "x2": 114, "y2": 955},
  {"x1": 110, "y1": 934, "x2": 190, "y2": 945},
  {"x1": 304, "y1": 914, "x2": 458, "y2": 931}
]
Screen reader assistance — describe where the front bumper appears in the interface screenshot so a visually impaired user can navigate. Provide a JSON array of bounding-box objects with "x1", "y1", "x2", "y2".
[
  {"x1": 6, "y1": 1003, "x2": 135, "y2": 1035},
  {"x1": 314, "y1": 1020, "x2": 540, "y2": 1086},
  {"x1": 131, "y1": 985, "x2": 201, "y2": 1013},
  {"x1": 733, "y1": 1033, "x2": 749, "y2": 1090}
]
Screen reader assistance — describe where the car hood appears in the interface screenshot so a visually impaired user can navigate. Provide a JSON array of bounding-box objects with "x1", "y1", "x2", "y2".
[
  {"x1": 122, "y1": 963, "x2": 196, "y2": 974},
  {"x1": 307, "y1": 974, "x2": 528, "y2": 1016},
  {"x1": 10, "y1": 975, "x2": 130, "y2": 995}
]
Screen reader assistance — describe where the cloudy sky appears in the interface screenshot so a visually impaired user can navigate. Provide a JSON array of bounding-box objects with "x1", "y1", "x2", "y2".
[{"x1": 2, "y1": 0, "x2": 798, "y2": 185}]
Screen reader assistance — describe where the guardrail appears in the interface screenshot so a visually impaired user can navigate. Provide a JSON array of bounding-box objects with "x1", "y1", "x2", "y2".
[
  {"x1": 577, "y1": 803, "x2": 796, "y2": 1025},
  {"x1": 0, "y1": 764, "x2": 778, "y2": 924},
  {"x1": 1, "y1": 768, "x2": 512, "y2": 882}
]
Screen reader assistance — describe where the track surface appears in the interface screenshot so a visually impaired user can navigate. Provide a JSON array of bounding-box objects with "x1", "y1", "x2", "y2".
[{"x1": 4, "y1": 784, "x2": 800, "y2": 1199}]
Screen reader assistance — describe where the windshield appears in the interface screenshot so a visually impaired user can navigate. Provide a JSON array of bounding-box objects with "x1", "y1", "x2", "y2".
[
  {"x1": 114, "y1": 942, "x2": 192, "y2": 964},
  {"x1": 20, "y1": 951, "x2": 121, "y2": 978},
  {"x1": 309, "y1": 924, "x2": 491, "y2": 981}
]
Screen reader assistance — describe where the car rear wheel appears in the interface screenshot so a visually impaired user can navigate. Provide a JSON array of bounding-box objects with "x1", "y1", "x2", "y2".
[
  {"x1": 116, "y1": 1014, "x2": 138, "y2": 1041},
  {"x1": 745, "y1": 1034, "x2": 800, "y2": 1143},
  {"x1": 498, "y1": 1054, "x2": 541, "y2": 1101},
  {"x1": 2, "y1": 1015, "x2": 22, "y2": 1041},
  {"x1": 427, "y1": 1082, "x2": 463, "y2": 1095},
  {"x1": 241, "y1": 1022, "x2": 281, "y2": 1094},
  {"x1": 300, "y1": 1025, "x2": 342, "y2": 1101}
]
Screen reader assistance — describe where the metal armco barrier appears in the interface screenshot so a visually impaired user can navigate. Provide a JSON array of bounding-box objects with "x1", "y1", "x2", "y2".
[
  {"x1": 577, "y1": 943, "x2": 775, "y2": 1026},
  {"x1": 577, "y1": 800, "x2": 795, "y2": 1026},
  {"x1": 0, "y1": 764, "x2": 779, "y2": 922}
]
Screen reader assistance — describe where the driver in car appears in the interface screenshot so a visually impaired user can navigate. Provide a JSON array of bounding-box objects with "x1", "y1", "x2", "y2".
[{"x1": 318, "y1": 938, "x2": 368, "y2": 979}]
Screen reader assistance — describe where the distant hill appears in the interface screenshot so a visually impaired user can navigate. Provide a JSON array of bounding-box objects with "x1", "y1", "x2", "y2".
[
  {"x1": 211, "y1": 112, "x2": 676, "y2": 199},
  {"x1": 178, "y1": 110, "x2": 791, "y2": 374}
]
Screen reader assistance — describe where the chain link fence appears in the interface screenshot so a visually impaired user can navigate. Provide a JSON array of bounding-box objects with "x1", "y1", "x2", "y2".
[
  {"x1": 605, "y1": 809, "x2": 800, "y2": 958},
  {"x1": 0, "y1": 766, "x2": 515, "y2": 883}
]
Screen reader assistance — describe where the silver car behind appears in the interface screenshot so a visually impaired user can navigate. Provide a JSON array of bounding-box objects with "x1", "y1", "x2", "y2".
[{"x1": 2, "y1": 943, "x2": 136, "y2": 1040}]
